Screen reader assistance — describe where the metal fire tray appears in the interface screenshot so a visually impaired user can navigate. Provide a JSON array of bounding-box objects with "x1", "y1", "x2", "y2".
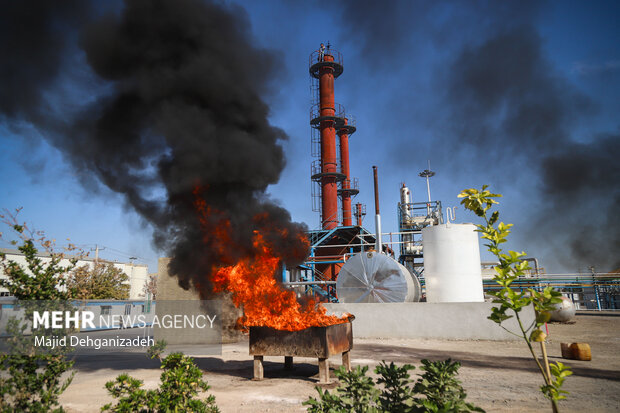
[{"x1": 249, "y1": 320, "x2": 353, "y2": 383}]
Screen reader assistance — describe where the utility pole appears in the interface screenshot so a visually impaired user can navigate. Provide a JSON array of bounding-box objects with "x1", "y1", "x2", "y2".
[{"x1": 91, "y1": 245, "x2": 105, "y2": 266}]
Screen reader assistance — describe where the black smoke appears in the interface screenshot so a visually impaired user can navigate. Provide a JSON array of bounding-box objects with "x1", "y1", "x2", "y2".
[
  {"x1": 441, "y1": 25, "x2": 619, "y2": 271},
  {"x1": 0, "y1": 0, "x2": 90, "y2": 118},
  {"x1": 445, "y1": 26, "x2": 593, "y2": 153},
  {"x1": 332, "y1": 1, "x2": 619, "y2": 272},
  {"x1": 0, "y1": 0, "x2": 309, "y2": 295},
  {"x1": 539, "y1": 133, "x2": 620, "y2": 270},
  {"x1": 333, "y1": 0, "x2": 542, "y2": 71}
]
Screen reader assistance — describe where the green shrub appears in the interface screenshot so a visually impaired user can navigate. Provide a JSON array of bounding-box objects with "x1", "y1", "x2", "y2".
[
  {"x1": 0, "y1": 212, "x2": 78, "y2": 412},
  {"x1": 375, "y1": 362, "x2": 415, "y2": 413},
  {"x1": 304, "y1": 359, "x2": 483, "y2": 413},
  {"x1": 413, "y1": 359, "x2": 484, "y2": 413},
  {"x1": 102, "y1": 349, "x2": 219, "y2": 412}
]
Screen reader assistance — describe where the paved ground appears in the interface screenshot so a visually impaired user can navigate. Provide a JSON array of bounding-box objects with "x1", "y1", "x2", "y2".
[{"x1": 59, "y1": 313, "x2": 620, "y2": 412}]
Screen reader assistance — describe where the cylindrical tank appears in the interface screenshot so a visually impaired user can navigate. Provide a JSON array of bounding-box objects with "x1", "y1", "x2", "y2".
[
  {"x1": 422, "y1": 223, "x2": 484, "y2": 303},
  {"x1": 400, "y1": 183, "x2": 412, "y2": 220},
  {"x1": 336, "y1": 251, "x2": 421, "y2": 303},
  {"x1": 400, "y1": 183, "x2": 416, "y2": 254},
  {"x1": 550, "y1": 296, "x2": 576, "y2": 322}
]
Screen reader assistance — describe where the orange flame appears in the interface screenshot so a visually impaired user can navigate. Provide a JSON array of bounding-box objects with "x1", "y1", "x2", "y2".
[{"x1": 194, "y1": 187, "x2": 347, "y2": 331}]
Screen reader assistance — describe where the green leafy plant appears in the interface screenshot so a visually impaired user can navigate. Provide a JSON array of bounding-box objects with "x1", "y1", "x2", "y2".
[
  {"x1": 0, "y1": 209, "x2": 79, "y2": 412},
  {"x1": 304, "y1": 365, "x2": 379, "y2": 413},
  {"x1": 376, "y1": 362, "x2": 415, "y2": 412},
  {"x1": 146, "y1": 339, "x2": 167, "y2": 361},
  {"x1": 304, "y1": 360, "x2": 483, "y2": 413},
  {"x1": 413, "y1": 359, "x2": 483, "y2": 413},
  {"x1": 101, "y1": 374, "x2": 150, "y2": 413},
  {"x1": 102, "y1": 343, "x2": 219, "y2": 413},
  {"x1": 458, "y1": 186, "x2": 572, "y2": 412}
]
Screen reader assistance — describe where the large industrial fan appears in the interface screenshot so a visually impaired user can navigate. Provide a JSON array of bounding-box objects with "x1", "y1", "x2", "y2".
[{"x1": 336, "y1": 251, "x2": 421, "y2": 303}]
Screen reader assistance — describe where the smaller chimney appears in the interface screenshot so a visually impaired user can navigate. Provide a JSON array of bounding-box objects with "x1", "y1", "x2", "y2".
[{"x1": 373, "y1": 166, "x2": 382, "y2": 253}]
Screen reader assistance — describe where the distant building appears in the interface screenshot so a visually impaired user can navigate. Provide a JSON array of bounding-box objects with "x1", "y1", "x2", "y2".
[{"x1": 0, "y1": 248, "x2": 148, "y2": 299}]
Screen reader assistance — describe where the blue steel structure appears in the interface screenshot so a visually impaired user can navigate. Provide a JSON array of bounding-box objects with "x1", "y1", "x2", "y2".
[
  {"x1": 286, "y1": 226, "x2": 376, "y2": 302},
  {"x1": 481, "y1": 275, "x2": 620, "y2": 310}
]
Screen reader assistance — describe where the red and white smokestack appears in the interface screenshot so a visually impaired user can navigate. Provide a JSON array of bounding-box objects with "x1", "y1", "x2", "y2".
[{"x1": 373, "y1": 166, "x2": 382, "y2": 253}]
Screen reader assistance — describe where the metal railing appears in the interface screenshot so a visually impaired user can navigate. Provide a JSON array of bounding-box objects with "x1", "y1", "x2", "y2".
[
  {"x1": 309, "y1": 49, "x2": 344, "y2": 70},
  {"x1": 309, "y1": 102, "x2": 346, "y2": 128}
]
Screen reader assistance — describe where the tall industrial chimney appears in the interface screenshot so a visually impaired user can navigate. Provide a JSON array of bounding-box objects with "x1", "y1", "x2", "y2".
[
  {"x1": 309, "y1": 45, "x2": 360, "y2": 229},
  {"x1": 338, "y1": 117, "x2": 359, "y2": 226},
  {"x1": 310, "y1": 46, "x2": 343, "y2": 229}
]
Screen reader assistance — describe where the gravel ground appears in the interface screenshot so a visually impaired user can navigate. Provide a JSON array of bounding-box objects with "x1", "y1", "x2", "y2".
[{"x1": 59, "y1": 313, "x2": 620, "y2": 412}]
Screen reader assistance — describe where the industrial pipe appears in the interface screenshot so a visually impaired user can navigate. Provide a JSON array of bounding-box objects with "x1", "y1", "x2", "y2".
[
  {"x1": 355, "y1": 203, "x2": 363, "y2": 226},
  {"x1": 339, "y1": 118, "x2": 352, "y2": 226},
  {"x1": 373, "y1": 166, "x2": 382, "y2": 253},
  {"x1": 282, "y1": 281, "x2": 337, "y2": 286},
  {"x1": 523, "y1": 258, "x2": 541, "y2": 277}
]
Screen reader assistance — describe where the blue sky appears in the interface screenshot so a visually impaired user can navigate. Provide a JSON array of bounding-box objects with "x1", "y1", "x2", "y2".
[{"x1": 1, "y1": 0, "x2": 618, "y2": 274}]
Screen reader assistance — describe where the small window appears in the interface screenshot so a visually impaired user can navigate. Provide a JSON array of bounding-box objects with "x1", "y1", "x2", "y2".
[{"x1": 101, "y1": 305, "x2": 112, "y2": 315}]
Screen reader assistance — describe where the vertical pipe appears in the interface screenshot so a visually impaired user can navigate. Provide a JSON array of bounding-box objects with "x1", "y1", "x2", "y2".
[
  {"x1": 373, "y1": 166, "x2": 382, "y2": 253},
  {"x1": 355, "y1": 203, "x2": 363, "y2": 226},
  {"x1": 339, "y1": 118, "x2": 352, "y2": 226},
  {"x1": 319, "y1": 54, "x2": 338, "y2": 229},
  {"x1": 425, "y1": 174, "x2": 432, "y2": 216},
  {"x1": 594, "y1": 282, "x2": 601, "y2": 311},
  {"x1": 373, "y1": 166, "x2": 380, "y2": 215}
]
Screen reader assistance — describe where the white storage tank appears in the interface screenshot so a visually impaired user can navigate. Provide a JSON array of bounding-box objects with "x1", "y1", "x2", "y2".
[
  {"x1": 336, "y1": 251, "x2": 421, "y2": 303},
  {"x1": 422, "y1": 223, "x2": 484, "y2": 303},
  {"x1": 550, "y1": 296, "x2": 576, "y2": 322}
]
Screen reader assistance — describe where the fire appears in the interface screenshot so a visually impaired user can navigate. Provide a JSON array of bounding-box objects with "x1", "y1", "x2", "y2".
[{"x1": 194, "y1": 187, "x2": 347, "y2": 331}]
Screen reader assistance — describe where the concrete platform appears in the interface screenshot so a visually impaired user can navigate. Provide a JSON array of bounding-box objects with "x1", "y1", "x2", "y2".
[{"x1": 324, "y1": 301, "x2": 535, "y2": 340}]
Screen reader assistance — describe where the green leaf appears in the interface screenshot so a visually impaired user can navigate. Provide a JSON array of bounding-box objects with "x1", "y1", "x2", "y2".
[
  {"x1": 535, "y1": 311, "x2": 551, "y2": 326},
  {"x1": 530, "y1": 329, "x2": 547, "y2": 342}
]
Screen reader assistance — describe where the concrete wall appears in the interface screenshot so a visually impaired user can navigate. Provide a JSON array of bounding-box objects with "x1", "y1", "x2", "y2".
[
  {"x1": 157, "y1": 257, "x2": 200, "y2": 300},
  {"x1": 156, "y1": 258, "x2": 214, "y2": 344},
  {"x1": 156, "y1": 257, "x2": 243, "y2": 343},
  {"x1": 324, "y1": 302, "x2": 534, "y2": 341}
]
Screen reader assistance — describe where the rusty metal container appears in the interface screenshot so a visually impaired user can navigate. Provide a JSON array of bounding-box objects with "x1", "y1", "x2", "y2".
[
  {"x1": 249, "y1": 321, "x2": 352, "y2": 358},
  {"x1": 249, "y1": 320, "x2": 353, "y2": 383}
]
